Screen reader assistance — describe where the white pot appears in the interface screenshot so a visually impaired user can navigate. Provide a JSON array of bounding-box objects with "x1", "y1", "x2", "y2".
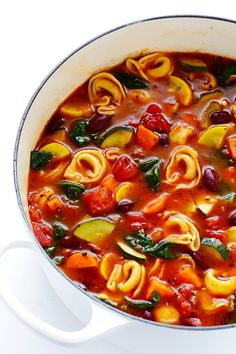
[{"x1": 2, "y1": 15, "x2": 236, "y2": 354}]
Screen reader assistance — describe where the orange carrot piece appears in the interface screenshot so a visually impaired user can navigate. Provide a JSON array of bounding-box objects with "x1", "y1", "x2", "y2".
[
  {"x1": 143, "y1": 193, "x2": 169, "y2": 215},
  {"x1": 146, "y1": 277, "x2": 175, "y2": 299},
  {"x1": 136, "y1": 124, "x2": 159, "y2": 149},
  {"x1": 66, "y1": 252, "x2": 98, "y2": 269},
  {"x1": 176, "y1": 266, "x2": 202, "y2": 288},
  {"x1": 46, "y1": 196, "x2": 63, "y2": 212},
  {"x1": 227, "y1": 136, "x2": 236, "y2": 160},
  {"x1": 101, "y1": 176, "x2": 119, "y2": 192},
  {"x1": 182, "y1": 113, "x2": 196, "y2": 126}
]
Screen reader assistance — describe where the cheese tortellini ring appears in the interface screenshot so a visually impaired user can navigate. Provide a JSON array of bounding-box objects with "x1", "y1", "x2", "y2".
[
  {"x1": 205, "y1": 269, "x2": 236, "y2": 296},
  {"x1": 107, "y1": 260, "x2": 145, "y2": 297},
  {"x1": 88, "y1": 72, "x2": 126, "y2": 115},
  {"x1": 126, "y1": 52, "x2": 174, "y2": 81},
  {"x1": 197, "y1": 289, "x2": 229, "y2": 314},
  {"x1": 64, "y1": 148, "x2": 107, "y2": 184},
  {"x1": 165, "y1": 146, "x2": 201, "y2": 189},
  {"x1": 163, "y1": 212, "x2": 200, "y2": 251},
  {"x1": 106, "y1": 264, "x2": 122, "y2": 292}
]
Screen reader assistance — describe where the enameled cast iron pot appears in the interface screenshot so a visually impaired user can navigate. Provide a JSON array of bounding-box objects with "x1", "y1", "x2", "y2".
[{"x1": 1, "y1": 15, "x2": 236, "y2": 354}]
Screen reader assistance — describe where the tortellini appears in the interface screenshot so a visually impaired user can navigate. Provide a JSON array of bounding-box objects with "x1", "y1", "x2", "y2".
[
  {"x1": 204, "y1": 269, "x2": 236, "y2": 296},
  {"x1": 165, "y1": 146, "x2": 201, "y2": 189},
  {"x1": 197, "y1": 289, "x2": 229, "y2": 314},
  {"x1": 106, "y1": 260, "x2": 145, "y2": 297},
  {"x1": 163, "y1": 212, "x2": 200, "y2": 251},
  {"x1": 126, "y1": 52, "x2": 174, "y2": 81},
  {"x1": 64, "y1": 148, "x2": 107, "y2": 184},
  {"x1": 88, "y1": 72, "x2": 126, "y2": 115}
]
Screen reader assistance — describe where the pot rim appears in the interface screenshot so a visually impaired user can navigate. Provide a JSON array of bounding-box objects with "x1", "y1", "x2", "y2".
[{"x1": 13, "y1": 14, "x2": 236, "y2": 332}]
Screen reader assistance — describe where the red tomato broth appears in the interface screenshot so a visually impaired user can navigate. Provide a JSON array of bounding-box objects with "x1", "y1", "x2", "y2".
[{"x1": 28, "y1": 52, "x2": 236, "y2": 326}]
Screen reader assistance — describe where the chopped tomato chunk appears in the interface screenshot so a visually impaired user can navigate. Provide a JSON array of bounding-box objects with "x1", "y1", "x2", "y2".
[
  {"x1": 83, "y1": 186, "x2": 115, "y2": 216},
  {"x1": 112, "y1": 155, "x2": 138, "y2": 181},
  {"x1": 141, "y1": 104, "x2": 170, "y2": 133},
  {"x1": 126, "y1": 212, "x2": 150, "y2": 231},
  {"x1": 32, "y1": 222, "x2": 53, "y2": 248}
]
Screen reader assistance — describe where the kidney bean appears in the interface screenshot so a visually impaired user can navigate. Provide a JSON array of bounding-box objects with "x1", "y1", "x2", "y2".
[
  {"x1": 229, "y1": 210, "x2": 236, "y2": 226},
  {"x1": 116, "y1": 199, "x2": 134, "y2": 212},
  {"x1": 87, "y1": 114, "x2": 111, "y2": 133},
  {"x1": 203, "y1": 167, "x2": 219, "y2": 192},
  {"x1": 159, "y1": 133, "x2": 169, "y2": 146},
  {"x1": 146, "y1": 104, "x2": 162, "y2": 114},
  {"x1": 46, "y1": 116, "x2": 65, "y2": 133},
  {"x1": 143, "y1": 310, "x2": 153, "y2": 321},
  {"x1": 210, "y1": 111, "x2": 232, "y2": 124}
]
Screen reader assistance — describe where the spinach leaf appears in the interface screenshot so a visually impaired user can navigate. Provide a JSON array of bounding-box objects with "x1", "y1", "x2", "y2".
[
  {"x1": 221, "y1": 63, "x2": 236, "y2": 85},
  {"x1": 115, "y1": 71, "x2": 149, "y2": 89},
  {"x1": 139, "y1": 158, "x2": 160, "y2": 172},
  {"x1": 53, "y1": 224, "x2": 67, "y2": 240},
  {"x1": 30, "y1": 151, "x2": 52, "y2": 170},
  {"x1": 125, "y1": 229, "x2": 154, "y2": 250},
  {"x1": 70, "y1": 120, "x2": 91, "y2": 146},
  {"x1": 59, "y1": 180, "x2": 85, "y2": 200},
  {"x1": 145, "y1": 164, "x2": 161, "y2": 192},
  {"x1": 125, "y1": 291, "x2": 161, "y2": 309},
  {"x1": 53, "y1": 256, "x2": 65, "y2": 265},
  {"x1": 124, "y1": 230, "x2": 178, "y2": 259},
  {"x1": 45, "y1": 244, "x2": 58, "y2": 257},
  {"x1": 145, "y1": 241, "x2": 179, "y2": 259}
]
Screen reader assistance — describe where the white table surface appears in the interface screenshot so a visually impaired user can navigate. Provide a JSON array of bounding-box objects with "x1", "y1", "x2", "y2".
[{"x1": 1, "y1": 1, "x2": 235, "y2": 353}]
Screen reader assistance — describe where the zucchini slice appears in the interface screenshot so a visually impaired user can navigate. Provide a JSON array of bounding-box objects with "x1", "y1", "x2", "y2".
[
  {"x1": 100, "y1": 127, "x2": 133, "y2": 149},
  {"x1": 201, "y1": 237, "x2": 229, "y2": 261},
  {"x1": 39, "y1": 142, "x2": 70, "y2": 159},
  {"x1": 179, "y1": 56, "x2": 208, "y2": 72},
  {"x1": 194, "y1": 194, "x2": 217, "y2": 216},
  {"x1": 117, "y1": 241, "x2": 146, "y2": 262},
  {"x1": 74, "y1": 218, "x2": 115, "y2": 242},
  {"x1": 197, "y1": 125, "x2": 230, "y2": 149}
]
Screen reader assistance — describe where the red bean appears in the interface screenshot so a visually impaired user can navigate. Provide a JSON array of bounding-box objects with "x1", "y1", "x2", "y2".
[
  {"x1": 210, "y1": 111, "x2": 232, "y2": 124},
  {"x1": 159, "y1": 133, "x2": 169, "y2": 146},
  {"x1": 229, "y1": 210, "x2": 236, "y2": 226},
  {"x1": 46, "y1": 116, "x2": 64, "y2": 133},
  {"x1": 116, "y1": 199, "x2": 134, "y2": 212},
  {"x1": 87, "y1": 114, "x2": 111, "y2": 133},
  {"x1": 203, "y1": 167, "x2": 219, "y2": 192}
]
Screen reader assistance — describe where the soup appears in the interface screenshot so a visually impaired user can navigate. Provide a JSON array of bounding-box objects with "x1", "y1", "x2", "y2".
[{"x1": 28, "y1": 51, "x2": 236, "y2": 327}]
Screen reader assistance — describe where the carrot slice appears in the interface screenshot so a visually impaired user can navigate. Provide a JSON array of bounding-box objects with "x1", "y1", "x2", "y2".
[
  {"x1": 176, "y1": 266, "x2": 202, "y2": 288},
  {"x1": 46, "y1": 196, "x2": 63, "y2": 212},
  {"x1": 143, "y1": 193, "x2": 169, "y2": 215},
  {"x1": 227, "y1": 136, "x2": 236, "y2": 160},
  {"x1": 136, "y1": 124, "x2": 159, "y2": 149},
  {"x1": 101, "y1": 176, "x2": 119, "y2": 192},
  {"x1": 66, "y1": 252, "x2": 98, "y2": 269},
  {"x1": 146, "y1": 277, "x2": 175, "y2": 299}
]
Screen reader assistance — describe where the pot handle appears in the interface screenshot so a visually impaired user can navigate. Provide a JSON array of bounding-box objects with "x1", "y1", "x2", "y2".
[{"x1": 0, "y1": 240, "x2": 128, "y2": 345}]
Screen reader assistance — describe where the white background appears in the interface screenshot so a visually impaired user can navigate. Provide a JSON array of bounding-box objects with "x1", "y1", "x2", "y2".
[{"x1": 1, "y1": 1, "x2": 236, "y2": 353}]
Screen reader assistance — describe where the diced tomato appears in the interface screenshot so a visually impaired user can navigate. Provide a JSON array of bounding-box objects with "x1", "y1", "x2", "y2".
[
  {"x1": 178, "y1": 283, "x2": 196, "y2": 300},
  {"x1": 32, "y1": 222, "x2": 53, "y2": 248},
  {"x1": 146, "y1": 103, "x2": 162, "y2": 114},
  {"x1": 112, "y1": 155, "x2": 138, "y2": 182},
  {"x1": 183, "y1": 317, "x2": 202, "y2": 327},
  {"x1": 141, "y1": 104, "x2": 170, "y2": 133},
  {"x1": 178, "y1": 299, "x2": 194, "y2": 317},
  {"x1": 29, "y1": 205, "x2": 41, "y2": 222},
  {"x1": 204, "y1": 216, "x2": 226, "y2": 242},
  {"x1": 125, "y1": 212, "x2": 151, "y2": 231},
  {"x1": 205, "y1": 215, "x2": 225, "y2": 230},
  {"x1": 83, "y1": 186, "x2": 115, "y2": 216}
]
